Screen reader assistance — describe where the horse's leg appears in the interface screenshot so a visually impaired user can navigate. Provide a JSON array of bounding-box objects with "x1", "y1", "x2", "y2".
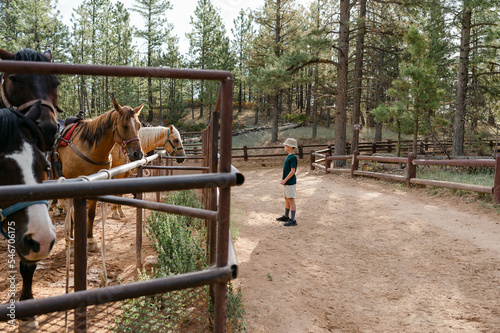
[
  {"x1": 87, "y1": 200, "x2": 99, "y2": 252},
  {"x1": 118, "y1": 203, "x2": 125, "y2": 218},
  {"x1": 19, "y1": 262, "x2": 40, "y2": 332},
  {"x1": 111, "y1": 196, "x2": 121, "y2": 220},
  {"x1": 20, "y1": 261, "x2": 36, "y2": 301}
]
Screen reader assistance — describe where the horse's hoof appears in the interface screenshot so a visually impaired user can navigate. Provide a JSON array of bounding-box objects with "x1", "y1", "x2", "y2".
[
  {"x1": 87, "y1": 239, "x2": 100, "y2": 252},
  {"x1": 119, "y1": 211, "x2": 126, "y2": 218},
  {"x1": 112, "y1": 212, "x2": 121, "y2": 220},
  {"x1": 19, "y1": 317, "x2": 40, "y2": 332}
]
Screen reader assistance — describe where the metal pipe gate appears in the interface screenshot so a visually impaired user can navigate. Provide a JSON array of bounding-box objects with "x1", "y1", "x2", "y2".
[{"x1": 0, "y1": 60, "x2": 240, "y2": 332}]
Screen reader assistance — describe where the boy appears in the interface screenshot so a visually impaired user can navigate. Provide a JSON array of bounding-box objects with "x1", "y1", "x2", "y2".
[{"x1": 276, "y1": 138, "x2": 298, "y2": 226}]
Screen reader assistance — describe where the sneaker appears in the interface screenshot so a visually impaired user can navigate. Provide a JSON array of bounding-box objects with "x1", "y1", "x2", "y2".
[
  {"x1": 284, "y1": 219, "x2": 297, "y2": 226},
  {"x1": 276, "y1": 215, "x2": 289, "y2": 222}
]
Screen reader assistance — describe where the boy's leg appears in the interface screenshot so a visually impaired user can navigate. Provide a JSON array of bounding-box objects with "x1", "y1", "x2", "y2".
[{"x1": 276, "y1": 196, "x2": 290, "y2": 221}]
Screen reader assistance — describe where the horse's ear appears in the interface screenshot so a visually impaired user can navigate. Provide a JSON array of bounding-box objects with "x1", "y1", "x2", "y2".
[
  {"x1": 24, "y1": 101, "x2": 42, "y2": 122},
  {"x1": 43, "y1": 50, "x2": 53, "y2": 62},
  {"x1": 0, "y1": 48, "x2": 14, "y2": 60},
  {"x1": 112, "y1": 98, "x2": 122, "y2": 113},
  {"x1": 169, "y1": 124, "x2": 173, "y2": 132},
  {"x1": 133, "y1": 103, "x2": 145, "y2": 115}
]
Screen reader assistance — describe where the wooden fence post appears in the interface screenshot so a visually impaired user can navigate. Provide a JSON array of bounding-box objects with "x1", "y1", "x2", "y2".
[
  {"x1": 243, "y1": 145, "x2": 248, "y2": 161},
  {"x1": 494, "y1": 154, "x2": 500, "y2": 204},
  {"x1": 350, "y1": 150, "x2": 359, "y2": 178},
  {"x1": 372, "y1": 142, "x2": 377, "y2": 154},
  {"x1": 298, "y1": 144, "x2": 304, "y2": 159},
  {"x1": 310, "y1": 150, "x2": 315, "y2": 170},
  {"x1": 325, "y1": 150, "x2": 331, "y2": 174},
  {"x1": 387, "y1": 139, "x2": 392, "y2": 153},
  {"x1": 407, "y1": 153, "x2": 416, "y2": 188}
]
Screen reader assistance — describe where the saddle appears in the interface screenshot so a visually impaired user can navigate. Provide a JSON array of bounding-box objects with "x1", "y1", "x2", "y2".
[{"x1": 51, "y1": 111, "x2": 85, "y2": 177}]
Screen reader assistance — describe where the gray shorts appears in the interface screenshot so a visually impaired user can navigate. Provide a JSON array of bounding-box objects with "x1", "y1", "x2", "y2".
[{"x1": 284, "y1": 184, "x2": 296, "y2": 199}]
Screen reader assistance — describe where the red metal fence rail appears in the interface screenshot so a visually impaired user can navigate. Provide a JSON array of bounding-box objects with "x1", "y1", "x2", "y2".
[{"x1": 0, "y1": 60, "x2": 240, "y2": 333}]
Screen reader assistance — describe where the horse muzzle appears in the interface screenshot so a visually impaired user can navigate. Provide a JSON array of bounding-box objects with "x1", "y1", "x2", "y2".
[
  {"x1": 21, "y1": 204, "x2": 56, "y2": 261},
  {"x1": 127, "y1": 149, "x2": 144, "y2": 162}
]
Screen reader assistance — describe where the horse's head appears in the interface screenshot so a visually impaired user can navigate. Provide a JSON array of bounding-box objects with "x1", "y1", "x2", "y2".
[
  {"x1": 163, "y1": 124, "x2": 185, "y2": 163},
  {"x1": 0, "y1": 48, "x2": 60, "y2": 152},
  {"x1": 0, "y1": 108, "x2": 56, "y2": 263},
  {"x1": 112, "y1": 98, "x2": 144, "y2": 162}
]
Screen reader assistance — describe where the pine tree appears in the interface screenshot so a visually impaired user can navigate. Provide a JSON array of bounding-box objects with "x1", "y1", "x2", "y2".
[
  {"x1": 134, "y1": 0, "x2": 173, "y2": 122},
  {"x1": 231, "y1": 9, "x2": 254, "y2": 113},
  {"x1": 187, "y1": 0, "x2": 232, "y2": 119}
]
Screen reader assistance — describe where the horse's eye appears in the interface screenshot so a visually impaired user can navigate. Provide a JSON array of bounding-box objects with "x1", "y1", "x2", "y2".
[
  {"x1": 8, "y1": 74, "x2": 17, "y2": 83},
  {"x1": 174, "y1": 139, "x2": 179, "y2": 144}
]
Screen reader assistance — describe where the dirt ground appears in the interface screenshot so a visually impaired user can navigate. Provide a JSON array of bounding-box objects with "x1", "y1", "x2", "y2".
[
  {"x1": 230, "y1": 159, "x2": 500, "y2": 333},
  {"x1": 1, "y1": 157, "x2": 500, "y2": 333}
]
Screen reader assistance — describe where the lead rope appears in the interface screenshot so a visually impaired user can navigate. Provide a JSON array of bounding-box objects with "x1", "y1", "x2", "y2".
[
  {"x1": 64, "y1": 198, "x2": 73, "y2": 333},
  {"x1": 100, "y1": 202, "x2": 108, "y2": 287}
]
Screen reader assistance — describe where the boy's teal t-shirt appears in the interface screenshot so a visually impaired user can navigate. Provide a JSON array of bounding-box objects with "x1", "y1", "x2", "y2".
[{"x1": 282, "y1": 154, "x2": 297, "y2": 185}]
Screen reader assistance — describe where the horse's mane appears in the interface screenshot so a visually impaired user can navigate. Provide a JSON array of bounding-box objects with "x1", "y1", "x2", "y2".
[
  {"x1": 79, "y1": 107, "x2": 137, "y2": 149},
  {"x1": 12, "y1": 48, "x2": 50, "y2": 62},
  {"x1": 139, "y1": 127, "x2": 169, "y2": 152},
  {"x1": 78, "y1": 109, "x2": 117, "y2": 149},
  {"x1": 0, "y1": 108, "x2": 41, "y2": 153}
]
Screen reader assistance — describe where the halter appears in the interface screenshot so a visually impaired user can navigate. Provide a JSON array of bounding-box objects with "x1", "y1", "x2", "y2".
[
  {"x1": 0, "y1": 201, "x2": 49, "y2": 239},
  {"x1": 0, "y1": 75, "x2": 57, "y2": 116},
  {"x1": 163, "y1": 128, "x2": 184, "y2": 156},
  {"x1": 114, "y1": 124, "x2": 140, "y2": 155}
]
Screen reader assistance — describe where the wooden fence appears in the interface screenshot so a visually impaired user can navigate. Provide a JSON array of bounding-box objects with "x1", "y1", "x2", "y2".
[
  {"x1": 229, "y1": 138, "x2": 499, "y2": 161},
  {"x1": 310, "y1": 149, "x2": 500, "y2": 204}
]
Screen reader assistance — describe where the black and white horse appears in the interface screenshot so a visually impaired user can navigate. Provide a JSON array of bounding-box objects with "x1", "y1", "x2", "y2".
[{"x1": 0, "y1": 107, "x2": 55, "y2": 307}]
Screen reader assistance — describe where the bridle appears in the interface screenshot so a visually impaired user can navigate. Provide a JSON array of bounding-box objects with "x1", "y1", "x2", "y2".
[
  {"x1": 0, "y1": 201, "x2": 49, "y2": 239},
  {"x1": 163, "y1": 128, "x2": 184, "y2": 156},
  {"x1": 0, "y1": 75, "x2": 58, "y2": 116},
  {"x1": 114, "y1": 124, "x2": 140, "y2": 156}
]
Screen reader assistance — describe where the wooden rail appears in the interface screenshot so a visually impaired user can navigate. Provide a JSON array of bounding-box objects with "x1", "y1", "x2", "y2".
[
  {"x1": 229, "y1": 138, "x2": 499, "y2": 161},
  {"x1": 310, "y1": 150, "x2": 500, "y2": 204}
]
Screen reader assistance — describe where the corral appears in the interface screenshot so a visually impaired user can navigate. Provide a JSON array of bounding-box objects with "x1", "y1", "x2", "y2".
[{"x1": 0, "y1": 60, "x2": 241, "y2": 332}]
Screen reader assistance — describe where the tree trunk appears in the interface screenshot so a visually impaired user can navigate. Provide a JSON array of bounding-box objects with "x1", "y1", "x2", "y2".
[
  {"x1": 452, "y1": 5, "x2": 471, "y2": 156},
  {"x1": 334, "y1": 0, "x2": 350, "y2": 167},
  {"x1": 271, "y1": 94, "x2": 279, "y2": 143},
  {"x1": 351, "y1": 0, "x2": 366, "y2": 152}
]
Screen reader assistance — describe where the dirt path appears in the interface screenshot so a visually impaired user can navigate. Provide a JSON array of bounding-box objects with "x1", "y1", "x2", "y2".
[{"x1": 230, "y1": 162, "x2": 500, "y2": 333}]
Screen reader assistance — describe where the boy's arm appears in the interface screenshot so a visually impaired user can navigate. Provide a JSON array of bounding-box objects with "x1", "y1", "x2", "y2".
[{"x1": 281, "y1": 168, "x2": 296, "y2": 185}]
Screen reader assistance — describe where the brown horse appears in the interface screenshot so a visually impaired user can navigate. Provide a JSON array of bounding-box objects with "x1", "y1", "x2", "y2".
[
  {"x1": 53, "y1": 98, "x2": 143, "y2": 251},
  {"x1": 0, "y1": 48, "x2": 61, "y2": 151},
  {"x1": 109, "y1": 125, "x2": 186, "y2": 219}
]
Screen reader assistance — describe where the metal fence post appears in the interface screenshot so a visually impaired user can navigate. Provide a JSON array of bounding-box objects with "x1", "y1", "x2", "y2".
[
  {"x1": 214, "y1": 76, "x2": 233, "y2": 333},
  {"x1": 136, "y1": 166, "x2": 143, "y2": 270},
  {"x1": 74, "y1": 198, "x2": 87, "y2": 333}
]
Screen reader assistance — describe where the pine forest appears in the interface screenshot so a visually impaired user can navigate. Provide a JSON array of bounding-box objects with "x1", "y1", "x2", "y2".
[{"x1": 1, "y1": 0, "x2": 499, "y2": 157}]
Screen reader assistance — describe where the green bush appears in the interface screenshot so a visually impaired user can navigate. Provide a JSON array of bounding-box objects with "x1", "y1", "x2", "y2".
[
  {"x1": 146, "y1": 190, "x2": 206, "y2": 276},
  {"x1": 114, "y1": 190, "x2": 246, "y2": 332}
]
